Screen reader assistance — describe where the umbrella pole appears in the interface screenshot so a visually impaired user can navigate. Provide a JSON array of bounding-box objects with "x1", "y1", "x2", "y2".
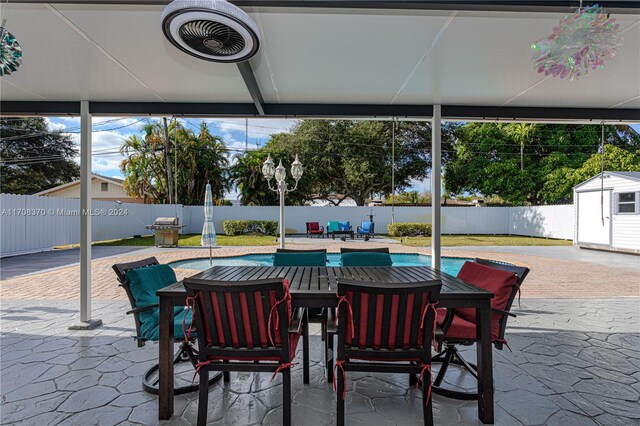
[{"x1": 209, "y1": 246, "x2": 212, "y2": 265}]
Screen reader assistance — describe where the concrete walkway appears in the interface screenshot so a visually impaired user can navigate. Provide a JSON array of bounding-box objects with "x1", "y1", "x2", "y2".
[{"x1": 456, "y1": 246, "x2": 640, "y2": 271}]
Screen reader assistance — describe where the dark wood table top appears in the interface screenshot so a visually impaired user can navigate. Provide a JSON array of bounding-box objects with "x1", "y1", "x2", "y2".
[{"x1": 158, "y1": 266, "x2": 493, "y2": 306}]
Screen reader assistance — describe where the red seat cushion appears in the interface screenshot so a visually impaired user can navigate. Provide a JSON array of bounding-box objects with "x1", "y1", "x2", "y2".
[
  {"x1": 436, "y1": 310, "x2": 480, "y2": 341},
  {"x1": 455, "y1": 262, "x2": 517, "y2": 324},
  {"x1": 307, "y1": 222, "x2": 320, "y2": 231}
]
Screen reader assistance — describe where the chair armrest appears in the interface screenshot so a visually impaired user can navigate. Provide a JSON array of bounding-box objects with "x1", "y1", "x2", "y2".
[
  {"x1": 492, "y1": 307, "x2": 517, "y2": 318},
  {"x1": 319, "y1": 226, "x2": 324, "y2": 232},
  {"x1": 288, "y1": 307, "x2": 307, "y2": 334},
  {"x1": 357, "y1": 226, "x2": 362, "y2": 232},
  {"x1": 126, "y1": 304, "x2": 159, "y2": 315},
  {"x1": 440, "y1": 308, "x2": 455, "y2": 333}
]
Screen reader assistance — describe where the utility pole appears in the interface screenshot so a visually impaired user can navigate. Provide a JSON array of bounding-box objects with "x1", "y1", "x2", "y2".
[{"x1": 163, "y1": 117, "x2": 174, "y2": 205}]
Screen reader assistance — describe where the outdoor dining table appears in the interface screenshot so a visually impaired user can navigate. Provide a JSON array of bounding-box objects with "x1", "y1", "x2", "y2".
[{"x1": 156, "y1": 265, "x2": 495, "y2": 424}]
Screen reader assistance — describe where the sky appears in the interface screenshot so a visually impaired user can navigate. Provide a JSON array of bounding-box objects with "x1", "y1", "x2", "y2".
[
  {"x1": 45, "y1": 118, "x2": 638, "y2": 200},
  {"x1": 45, "y1": 116, "x2": 434, "y2": 199}
]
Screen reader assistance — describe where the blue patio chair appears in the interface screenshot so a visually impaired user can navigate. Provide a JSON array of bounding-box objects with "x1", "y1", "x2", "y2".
[
  {"x1": 356, "y1": 221, "x2": 375, "y2": 238},
  {"x1": 338, "y1": 221, "x2": 352, "y2": 231}
]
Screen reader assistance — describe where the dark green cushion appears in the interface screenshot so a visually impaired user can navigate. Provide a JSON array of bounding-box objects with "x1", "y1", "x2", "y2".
[
  {"x1": 341, "y1": 252, "x2": 393, "y2": 267},
  {"x1": 125, "y1": 264, "x2": 189, "y2": 341},
  {"x1": 273, "y1": 251, "x2": 327, "y2": 266}
]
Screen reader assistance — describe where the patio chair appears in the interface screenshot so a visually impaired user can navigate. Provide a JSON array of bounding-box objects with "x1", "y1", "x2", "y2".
[
  {"x1": 273, "y1": 250, "x2": 327, "y2": 266},
  {"x1": 306, "y1": 222, "x2": 325, "y2": 238},
  {"x1": 431, "y1": 259, "x2": 530, "y2": 400},
  {"x1": 112, "y1": 257, "x2": 219, "y2": 395},
  {"x1": 340, "y1": 251, "x2": 393, "y2": 267},
  {"x1": 184, "y1": 278, "x2": 308, "y2": 426},
  {"x1": 334, "y1": 278, "x2": 442, "y2": 426},
  {"x1": 340, "y1": 247, "x2": 389, "y2": 254},
  {"x1": 356, "y1": 221, "x2": 375, "y2": 239}
]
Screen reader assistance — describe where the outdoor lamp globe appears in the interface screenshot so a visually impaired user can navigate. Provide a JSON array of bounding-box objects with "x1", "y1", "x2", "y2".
[
  {"x1": 275, "y1": 160, "x2": 286, "y2": 182},
  {"x1": 291, "y1": 154, "x2": 303, "y2": 181},
  {"x1": 262, "y1": 154, "x2": 275, "y2": 179}
]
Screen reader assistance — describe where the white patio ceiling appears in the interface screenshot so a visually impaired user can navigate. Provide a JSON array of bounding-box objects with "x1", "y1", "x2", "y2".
[{"x1": 1, "y1": 3, "x2": 639, "y2": 111}]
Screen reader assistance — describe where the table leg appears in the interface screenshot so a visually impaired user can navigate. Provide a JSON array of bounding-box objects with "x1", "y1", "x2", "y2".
[
  {"x1": 159, "y1": 297, "x2": 174, "y2": 420},
  {"x1": 476, "y1": 300, "x2": 494, "y2": 424},
  {"x1": 303, "y1": 309, "x2": 310, "y2": 384}
]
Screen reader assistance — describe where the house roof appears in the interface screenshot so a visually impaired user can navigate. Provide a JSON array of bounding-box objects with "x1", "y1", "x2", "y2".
[
  {"x1": 34, "y1": 173, "x2": 125, "y2": 195},
  {"x1": 1, "y1": 3, "x2": 638, "y2": 121},
  {"x1": 575, "y1": 171, "x2": 640, "y2": 189}
]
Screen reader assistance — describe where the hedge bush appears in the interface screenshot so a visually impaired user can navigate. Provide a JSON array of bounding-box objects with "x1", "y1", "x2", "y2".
[
  {"x1": 223, "y1": 220, "x2": 278, "y2": 236},
  {"x1": 387, "y1": 222, "x2": 432, "y2": 237}
]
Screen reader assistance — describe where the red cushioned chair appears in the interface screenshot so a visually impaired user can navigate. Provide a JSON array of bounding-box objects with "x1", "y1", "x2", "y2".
[
  {"x1": 432, "y1": 259, "x2": 529, "y2": 400},
  {"x1": 184, "y1": 278, "x2": 309, "y2": 426},
  {"x1": 335, "y1": 278, "x2": 442, "y2": 426},
  {"x1": 306, "y1": 222, "x2": 325, "y2": 238}
]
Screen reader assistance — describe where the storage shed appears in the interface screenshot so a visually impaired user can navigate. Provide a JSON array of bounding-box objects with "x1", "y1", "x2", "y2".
[{"x1": 574, "y1": 171, "x2": 640, "y2": 254}]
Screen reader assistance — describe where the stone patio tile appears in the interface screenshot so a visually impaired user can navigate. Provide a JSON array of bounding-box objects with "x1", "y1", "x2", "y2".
[
  {"x1": 573, "y1": 378, "x2": 639, "y2": 400},
  {"x1": 55, "y1": 369, "x2": 101, "y2": 391},
  {"x1": 2, "y1": 380, "x2": 57, "y2": 403},
  {"x1": 293, "y1": 387, "x2": 335, "y2": 414},
  {"x1": 556, "y1": 393, "x2": 605, "y2": 417},
  {"x1": 578, "y1": 394, "x2": 640, "y2": 418},
  {"x1": 57, "y1": 385, "x2": 120, "y2": 412},
  {"x1": 13, "y1": 411, "x2": 70, "y2": 426},
  {"x1": 371, "y1": 395, "x2": 422, "y2": 423},
  {"x1": 63, "y1": 405, "x2": 132, "y2": 426},
  {"x1": 180, "y1": 386, "x2": 239, "y2": 424},
  {"x1": 496, "y1": 389, "x2": 560, "y2": 425},
  {"x1": 595, "y1": 413, "x2": 640, "y2": 426},
  {"x1": 0, "y1": 392, "x2": 70, "y2": 423},
  {"x1": 352, "y1": 376, "x2": 407, "y2": 399},
  {"x1": 545, "y1": 410, "x2": 599, "y2": 426}
]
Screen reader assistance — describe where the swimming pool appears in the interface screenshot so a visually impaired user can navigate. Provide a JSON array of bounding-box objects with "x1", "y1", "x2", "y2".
[{"x1": 169, "y1": 253, "x2": 471, "y2": 276}]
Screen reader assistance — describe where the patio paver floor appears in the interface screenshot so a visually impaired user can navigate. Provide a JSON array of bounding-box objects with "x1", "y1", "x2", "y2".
[{"x1": 1, "y1": 297, "x2": 638, "y2": 425}]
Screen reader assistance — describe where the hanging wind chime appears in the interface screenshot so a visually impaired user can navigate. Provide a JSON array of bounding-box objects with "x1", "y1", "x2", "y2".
[
  {"x1": 0, "y1": 0, "x2": 22, "y2": 76},
  {"x1": 531, "y1": 2, "x2": 622, "y2": 80}
]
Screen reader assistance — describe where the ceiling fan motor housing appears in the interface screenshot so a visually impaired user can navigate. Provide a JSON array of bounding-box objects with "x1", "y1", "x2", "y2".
[{"x1": 162, "y1": 0, "x2": 260, "y2": 63}]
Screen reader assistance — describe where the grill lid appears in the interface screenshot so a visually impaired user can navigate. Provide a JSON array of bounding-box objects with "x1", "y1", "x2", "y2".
[{"x1": 154, "y1": 217, "x2": 179, "y2": 225}]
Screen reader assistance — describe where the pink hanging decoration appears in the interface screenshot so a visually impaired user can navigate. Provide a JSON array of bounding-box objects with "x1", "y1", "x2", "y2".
[{"x1": 531, "y1": 4, "x2": 622, "y2": 80}]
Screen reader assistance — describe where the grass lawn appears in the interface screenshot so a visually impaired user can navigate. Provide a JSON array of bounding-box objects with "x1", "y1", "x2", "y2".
[
  {"x1": 398, "y1": 234, "x2": 572, "y2": 247},
  {"x1": 93, "y1": 233, "x2": 277, "y2": 247}
]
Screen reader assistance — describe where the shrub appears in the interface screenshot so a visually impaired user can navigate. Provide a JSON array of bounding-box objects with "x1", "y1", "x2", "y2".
[
  {"x1": 223, "y1": 220, "x2": 278, "y2": 236},
  {"x1": 387, "y1": 222, "x2": 432, "y2": 237}
]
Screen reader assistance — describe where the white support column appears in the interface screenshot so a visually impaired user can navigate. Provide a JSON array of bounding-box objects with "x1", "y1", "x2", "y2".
[
  {"x1": 431, "y1": 105, "x2": 442, "y2": 270},
  {"x1": 70, "y1": 101, "x2": 102, "y2": 330}
]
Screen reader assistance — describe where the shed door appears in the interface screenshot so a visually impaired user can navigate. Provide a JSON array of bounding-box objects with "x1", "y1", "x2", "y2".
[{"x1": 577, "y1": 190, "x2": 611, "y2": 246}]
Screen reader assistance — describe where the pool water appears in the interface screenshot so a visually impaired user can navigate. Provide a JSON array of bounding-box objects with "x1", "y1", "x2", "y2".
[{"x1": 169, "y1": 253, "x2": 470, "y2": 276}]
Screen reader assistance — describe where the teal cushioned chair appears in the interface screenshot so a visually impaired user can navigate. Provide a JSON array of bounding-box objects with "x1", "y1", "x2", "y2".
[
  {"x1": 125, "y1": 264, "x2": 191, "y2": 341},
  {"x1": 341, "y1": 251, "x2": 393, "y2": 267},
  {"x1": 112, "y1": 258, "x2": 221, "y2": 395},
  {"x1": 327, "y1": 221, "x2": 340, "y2": 236},
  {"x1": 273, "y1": 251, "x2": 327, "y2": 266}
]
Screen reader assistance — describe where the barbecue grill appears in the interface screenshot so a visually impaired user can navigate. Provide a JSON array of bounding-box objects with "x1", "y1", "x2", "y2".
[{"x1": 145, "y1": 217, "x2": 185, "y2": 247}]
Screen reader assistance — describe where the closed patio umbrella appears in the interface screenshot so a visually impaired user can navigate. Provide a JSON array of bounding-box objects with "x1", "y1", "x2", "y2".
[{"x1": 201, "y1": 182, "x2": 216, "y2": 264}]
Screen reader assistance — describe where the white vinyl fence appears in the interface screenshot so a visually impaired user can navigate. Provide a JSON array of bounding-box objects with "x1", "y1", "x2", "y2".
[{"x1": 0, "y1": 194, "x2": 574, "y2": 257}]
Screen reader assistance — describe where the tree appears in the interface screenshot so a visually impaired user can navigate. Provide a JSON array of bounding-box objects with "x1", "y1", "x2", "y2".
[
  {"x1": 542, "y1": 145, "x2": 640, "y2": 203},
  {"x1": 232, "y1": 119, "x2": 456, "y2": 206},
  {"x1": 444, "y1": 123, "x2": 640, "y2": 205},
  {"x1": 0, "y1": 117, "x2": 80, "y2": 194},
  {"x1": 120, "y1": 121, "x2": 229, "y2": 205}
]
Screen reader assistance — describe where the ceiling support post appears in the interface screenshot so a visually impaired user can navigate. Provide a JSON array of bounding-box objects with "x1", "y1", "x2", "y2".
[
  {"x1": 431, "y1": 104, "x2": 441, "y2": 270},
  {"x1": 69, "y1": 101, "x2": 102, "y2": 330}
]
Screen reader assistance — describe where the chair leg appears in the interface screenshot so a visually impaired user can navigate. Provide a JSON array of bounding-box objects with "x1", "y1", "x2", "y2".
[
  {"x1": 197, "y1": 367, "x2": 209, "y2": 426},
  {"x1": 336, "y1": 366, "x2": 345, "y2": 426},
  {"x1": 433, "y1": 348, "x2": 453, "y2": 387},
  {"x1": 282, "y1": 368, "x2": 292, "y2": 426},
  {"x1": 303, "y1": 313, "x2": 310, "y2": 385},
  {"x1": 409, "y1": 363, "x2": 417, "y2": 386},
  {"x1": 223, "y1": 361, "x2": 230, "y2": 383},
  {"x1": 327, "y1": 333, "x2": 334, "y2": 383},
  {"x1": 422, "y1": 369, "x2": 433, "y2": 426}
]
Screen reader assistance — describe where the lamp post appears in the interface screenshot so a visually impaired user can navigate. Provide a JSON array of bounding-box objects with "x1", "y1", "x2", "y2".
[{"x1": 263, "y1": 154, "x2": 303, "y2": 249}]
